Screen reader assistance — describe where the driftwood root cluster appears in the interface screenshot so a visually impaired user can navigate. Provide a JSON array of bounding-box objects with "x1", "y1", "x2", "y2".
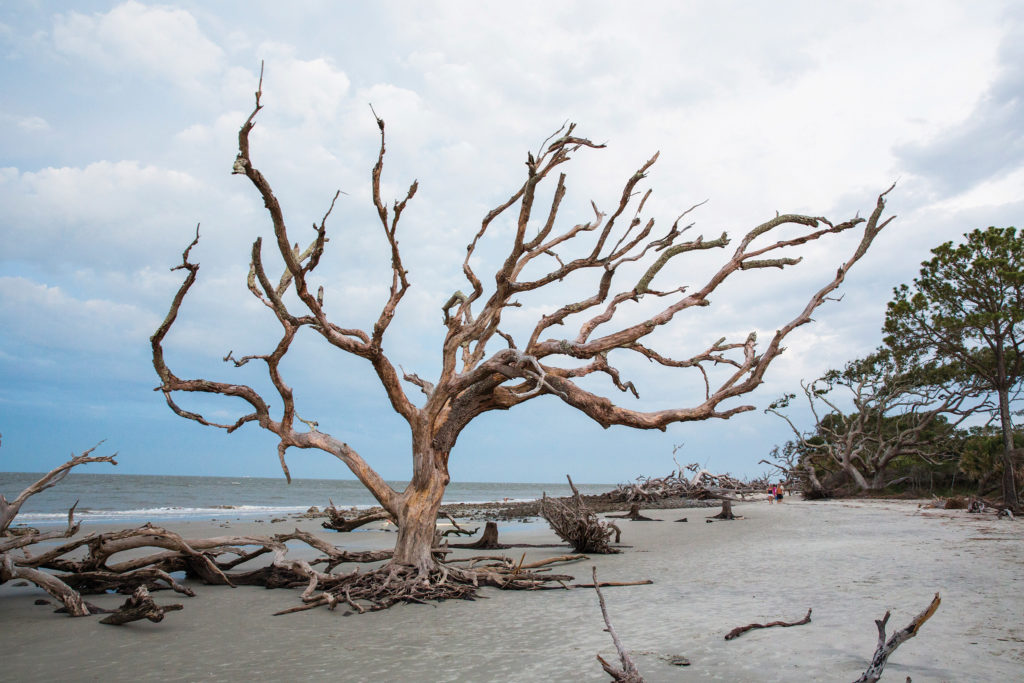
[{"x1": 542, "y1": 476, "x2": 621, "y2": 553}]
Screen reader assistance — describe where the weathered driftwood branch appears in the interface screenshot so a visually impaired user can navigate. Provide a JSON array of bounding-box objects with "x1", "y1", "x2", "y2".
[
  {"x1": 1, "y1": 442, "x2": 119, "y2": 616},
  {"x1": 99, "y1": 585, "x2": 183, "y2": 626},
  {"x1": 439, "y1": 512, "x2": 478, "y2": 537},
  {"x1": 1, "y1": 440, "x2": 116, "y2": 537},
  {"x1": 321, "y1": 504, "x2": 394, "y2": 532},
  {"x1": 854, "y1": 593, "x2": 941, "y2": 683},
  {"x1": 542, "y1": 476, "x2": 620, "y2": 553},
  {"x1": 724, "y1": 608, "x2": 812, "y2": 640},
  {"x1": 607, "y1": 461, "x2": 767, "y2": 504},
  {"x1": 593, "y1": 567, "x2": 645, "y2": 683}
]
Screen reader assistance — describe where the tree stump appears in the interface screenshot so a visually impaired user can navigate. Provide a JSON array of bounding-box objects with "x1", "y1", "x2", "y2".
[
  {"x1": 448, "y1": 521, "x2": 510, "y2": 549},
  {"x1": 607, "y1": 504, "x2": 660, "y2": 521},
  {"x1": 709, "y1": 499, "x2": 740, "y2": 520}
]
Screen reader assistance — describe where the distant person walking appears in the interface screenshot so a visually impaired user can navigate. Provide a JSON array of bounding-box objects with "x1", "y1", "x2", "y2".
[
  {"x1": 776, "y1": 483, "x2": 785, "y2": 503},
  {"x1": 768, "y1": 484, "x2": 777, "y2": 504}
]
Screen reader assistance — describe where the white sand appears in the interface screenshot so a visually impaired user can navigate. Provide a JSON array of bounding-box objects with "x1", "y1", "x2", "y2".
[{"x1": 1, "y1": 499, "x2": 1021, "y2": 681}]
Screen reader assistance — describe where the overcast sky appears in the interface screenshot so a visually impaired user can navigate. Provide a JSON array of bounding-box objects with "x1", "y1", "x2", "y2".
[{"x1": 1, "y1": 1, "x2": 1021, "y2": 484}]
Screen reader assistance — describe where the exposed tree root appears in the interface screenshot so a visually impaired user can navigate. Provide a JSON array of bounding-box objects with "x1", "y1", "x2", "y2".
[
  {"x1": 273, "y1": 554, "x2": 595, "y2": 615},
  {"x1": 724, "y1": 608, "x2": 812, "y2": 640},
  {"x1": 542, "y1": 476, "x2": 621, "y2": 553}
]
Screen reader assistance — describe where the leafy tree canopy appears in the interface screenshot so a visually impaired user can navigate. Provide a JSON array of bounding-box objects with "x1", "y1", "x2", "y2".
[{"x1": 884, "y1": 226, "x2": 1023, "y2": 507}]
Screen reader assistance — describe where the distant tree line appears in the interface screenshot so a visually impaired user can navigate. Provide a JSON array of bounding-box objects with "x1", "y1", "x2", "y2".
[{"x1": 766, "y1": 226, "x2": 1023, "y2": 509}]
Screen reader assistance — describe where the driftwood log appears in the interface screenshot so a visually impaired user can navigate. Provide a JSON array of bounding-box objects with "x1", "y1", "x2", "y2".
[
  {"x1": 321, "y1": 504, "x2": 394, "y2": 532},
  {"x1": 542, "y1": 476, "x2": 621, "y2": 553},
  {"x1": 724, "y1": 608, "x2": 812, "y2": 640},
  {"x1": 99, "y1": 585, "x2": 183, "y2": 626}
]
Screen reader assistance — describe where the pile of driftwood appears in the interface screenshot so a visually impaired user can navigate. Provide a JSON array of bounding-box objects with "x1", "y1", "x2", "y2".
[
  {"x1": 1, "y1": 446, "x2": 651, "y2": 620},
  {"x1": 923, "y1": 495, "x2": 1016, "y2": 519},
  {"x1": 605, "y1": 462, "x2": 767, "y2": 504}
]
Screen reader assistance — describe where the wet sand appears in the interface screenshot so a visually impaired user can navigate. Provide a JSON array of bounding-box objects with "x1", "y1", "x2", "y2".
[{"x1": 1, "y1": 498, "x2": 1021, "y2": 681}]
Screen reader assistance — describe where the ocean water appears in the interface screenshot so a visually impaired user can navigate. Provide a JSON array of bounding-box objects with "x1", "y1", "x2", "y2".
[{"x1": 0, "y1": 472, "x2": 613, "y2": 526}]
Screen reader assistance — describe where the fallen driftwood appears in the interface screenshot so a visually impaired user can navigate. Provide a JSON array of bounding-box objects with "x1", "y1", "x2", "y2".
[
  {"x1": 606, "y1": 457, "x2": 766, "y2": 504},
  {"x1": 1, "y1": 443, "x2": 119, "y2": 616},
  {"x1": 854, "y1": 593, "x2": 941, "y2": 683},
  {"x1": 593, "y1": 567, "x2": 644, "y2": 683},
  {"x1": 0, "y1": 445, "x2": 652, "y2": 619},
  {"x1": 446, "y1": 521, "x2": 582, "y2": 550},
  {"x1": 99, "y1": 585, "x2": 183, "y2": 626},
  {"x1": 724, "y1": 608, "x2": 812, "y2": 640},
  {"x1": 438, "y1": 513, "x2": 478, "y2": 537},
  {"x1": 542, "y1": 476, "x2": 621, "y2": 554},
  {"x1": 321, "y1": 504, "x2": 394, "y2": 532}
]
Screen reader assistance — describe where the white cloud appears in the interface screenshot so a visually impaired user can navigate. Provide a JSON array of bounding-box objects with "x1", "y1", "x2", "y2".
[
  {"x1": 52, "y1": 1, "x2": 224, "y2": 89},
  {"x1": 255, "y1": 42, "x2": 351, "y2": 122},
  {"x1": 0, "y1": 112, "x2": 50, "y2": 132},
  {"x1": 0, "y1": 160, "x2": 206, "y2": 266},
  {"x1": 1, "y1": 0, "x2": 1020, "y2": 479},
  {"x1": 0, "y1": 276, "x2": 158, "y2": 352}
]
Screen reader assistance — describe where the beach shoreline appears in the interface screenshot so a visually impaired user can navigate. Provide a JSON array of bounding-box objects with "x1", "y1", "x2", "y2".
[{"x1": 1, "y1": 498, "x2": 1021, "y2": 681}]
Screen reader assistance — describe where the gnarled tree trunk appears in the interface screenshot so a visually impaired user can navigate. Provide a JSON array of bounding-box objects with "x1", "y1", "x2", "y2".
[{"x1": 390, "y1": 444, "x2": 449, "y2": 573}]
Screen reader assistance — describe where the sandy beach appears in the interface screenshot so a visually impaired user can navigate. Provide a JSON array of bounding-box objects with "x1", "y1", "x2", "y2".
[{"x1": 1, "y1": 498, "x2": 1021, "y2": 682}]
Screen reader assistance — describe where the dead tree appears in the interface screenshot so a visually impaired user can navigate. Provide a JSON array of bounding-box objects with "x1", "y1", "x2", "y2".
[
  {"x1": 768, "y1": 353, "x2": 983, "y2": 492},
  {"x1": 151, "y1": 65, "x2": 894, "y2": 605}
]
